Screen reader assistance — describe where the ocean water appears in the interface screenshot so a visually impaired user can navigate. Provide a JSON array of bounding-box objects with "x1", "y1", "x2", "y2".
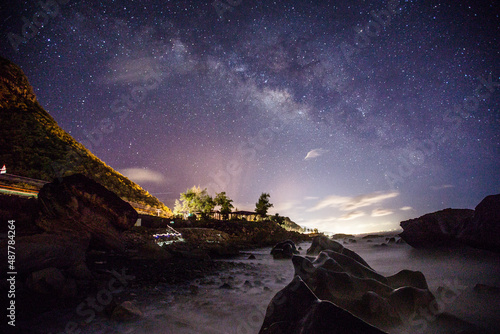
[{"x1": 39, "y1": 239, "x2": 500, "y2": 334}]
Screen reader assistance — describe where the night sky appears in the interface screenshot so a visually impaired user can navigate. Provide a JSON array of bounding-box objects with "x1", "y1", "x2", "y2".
[{"x1": 1, "y1": 0, "x2": 499, "y2": 233}]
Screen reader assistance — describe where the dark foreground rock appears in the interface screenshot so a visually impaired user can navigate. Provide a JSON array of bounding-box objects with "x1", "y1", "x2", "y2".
[
  {"x1": 259, "y1": 276, "x2": 387, "y2": 334},
  {"x1": 0, "y1": 231, "x2": 89, "y2": 275},
  {"x1": 270, "y1": 239, "x2": 299, "y2": 259},
  {"x1": 292, "y1": 251, "x2": 433, "y2": 330},
  {"x1": 400, "y1": 194, "x2": 500, "y2": 252},
  {"x1": 37, "y1": 174, "x2": 138, "y2": 251}
]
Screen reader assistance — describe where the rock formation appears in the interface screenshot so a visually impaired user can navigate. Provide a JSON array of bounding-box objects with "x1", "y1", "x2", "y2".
[
  {"x1": 270, "y1": 239, "x2": 300, "y2": 259},
  {"x1": 399, "y1": 194, "x2": 500, "y2": 252},
  {"x1": 37, "y1": 173, "x2": 138, "y2": 251},
  {"x1": 258, "y1": 241, "x2": 437, "y2": 332},
  {"x1": 307, "y1": 236, "x2": 372, "y2": 269},
  {"x1": 259, "y1": 276, "x2": 387, "y2": 334}
]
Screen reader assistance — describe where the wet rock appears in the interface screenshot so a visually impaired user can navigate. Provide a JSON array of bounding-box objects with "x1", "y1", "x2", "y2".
[
  {"x1": 291, "y1": 249, "x2": 434, "y2": 330},
  {"x1": 271, "y1": 239, "x2": 299, "y2": 259},
  {"x1": 259, "y1": 276, "x2": 387, "y2": 334},
  {"x1": 37, "y1": 174, "x2": 138, "y2": 252},
  {"x1": 111, "y1": 301, "x2": 143, "y2": 321}
]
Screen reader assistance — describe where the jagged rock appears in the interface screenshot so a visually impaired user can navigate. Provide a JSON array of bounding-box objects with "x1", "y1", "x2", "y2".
[
  {"x1": 307, "y1": 236, "x2": 372, "y2": 269},
  {"x1": 0, "y1": 231, "x2": 89, "y2": 275},
  {"x1": 111, "y1": 301, "x2": 143, "y2": 321},
  {"x1": 37, "y1": 174, "x2": 138, "y2": 252},
  {"x1": 271, "y1": 239, "x2": 299, "y2": 259},
  {"x1": 291, "y1": 249, "x2": 434, "y2": 330},
  {"x1": 259, "y1": 276, "x2": 387, "y2": 334},
  {"x1": 307, "y1": 235, "x2": 343, "y2": 255}
]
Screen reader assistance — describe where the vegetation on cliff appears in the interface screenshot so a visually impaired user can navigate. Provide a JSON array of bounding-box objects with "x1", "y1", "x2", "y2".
[{"x1": 0, "y1": 57, "x2": 171, "y2": 215}]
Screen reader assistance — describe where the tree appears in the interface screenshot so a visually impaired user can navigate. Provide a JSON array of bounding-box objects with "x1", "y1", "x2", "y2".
[
  {"x1": 173, "y1": 186, "x2": 214, "y2": 219},
  {"x1": 214, "y1": 191, "x2": 234, "y2": 220},
  {"x1": 255, "y1": 192, "x2": 273, "y2": 218}
]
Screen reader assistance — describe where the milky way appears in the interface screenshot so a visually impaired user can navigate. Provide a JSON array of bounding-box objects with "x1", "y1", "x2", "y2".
[{"x1": 1, "y1": 0, "x2": 499, "y2": 233}]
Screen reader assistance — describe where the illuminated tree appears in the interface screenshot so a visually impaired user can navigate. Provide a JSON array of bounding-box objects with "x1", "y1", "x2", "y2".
[
  {"x1": 174, "y1": 186, "x2": 214, "y2": 219},
  {"x1": 214, "y1": 191, "x2": 234, "y2": 220},
  {"x1": 255, "y1": 192, "x2": 273, "y2": 218}
]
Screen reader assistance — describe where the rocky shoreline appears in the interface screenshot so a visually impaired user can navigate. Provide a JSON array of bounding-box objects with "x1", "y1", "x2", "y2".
[{"x1": 0, "y1": 174, "x2": 308, "y2": 333}]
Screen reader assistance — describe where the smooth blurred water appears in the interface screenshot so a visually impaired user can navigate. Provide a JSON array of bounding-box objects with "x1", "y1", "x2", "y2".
[{"x1": 57, "y1": 239, "x2": 499, "y2": 334}]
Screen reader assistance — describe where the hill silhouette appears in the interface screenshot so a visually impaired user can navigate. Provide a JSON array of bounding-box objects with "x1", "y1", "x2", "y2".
[{"x1": 0, "y1": 56, "x2": 171, "y2": 216}]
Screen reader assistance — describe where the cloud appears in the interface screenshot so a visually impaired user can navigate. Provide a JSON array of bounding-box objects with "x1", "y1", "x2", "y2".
[
  {"x1": 400, "y1": 206, "x2": 413, "y2": 211},
  {"x1": 339, "y1": 211, "x2": 365, "y2": 220},
  {"x1": 119, "y1": 168, "x2": 166, "y2": 184},
  {"x1": 430, "y1": 184, "x2": 454, "y2": 190},
  {"x1": 308, "y1": 191, "x2": 399, "y2": 212},
  {"x1": 104, "y1": 56, "x2": 162, "y2": 84},
  {"x1": 304, "y1": 148, "x2": 329, "y2": 160},
  {"x1": 371, "y1": 208, "x2": 394, "y2": 217}
]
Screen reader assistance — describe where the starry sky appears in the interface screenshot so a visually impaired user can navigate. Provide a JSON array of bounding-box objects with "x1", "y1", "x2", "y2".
[{"x1": 1, "y1": 0, "x2": 499, "y2": 234}]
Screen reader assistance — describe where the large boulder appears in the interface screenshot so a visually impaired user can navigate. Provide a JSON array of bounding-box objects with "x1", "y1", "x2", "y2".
[
  {"x1": 0, "y1": 231, "x2": 89, "y2": 275},
  {"x1": 259, "y1": 276, "x2": 387, "y2": 334},
  {"x1": 399, "y1": 209, "x2": 474, "y2": 248},
  {"x1": 37, "y1": 174, "x2": 138, "y2": 251},
  {"x1": 399, "y1": 194, "x2": 500, "y2": 252},
  {"x1": 291, "y1": 249, "x2": 434, "y2": 331},
  {"x1": 270, "y1": 239, "x2": 299, "y2": 259},
  {"x1": 458, "y1": 194, "x2": 500, "y2": 252}
]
